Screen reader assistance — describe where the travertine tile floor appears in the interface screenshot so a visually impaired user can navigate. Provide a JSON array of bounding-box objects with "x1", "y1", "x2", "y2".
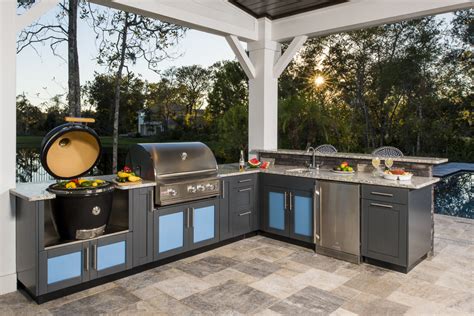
[{"x1": 1, "y1": 214, "x2": 472, "y2": 315}]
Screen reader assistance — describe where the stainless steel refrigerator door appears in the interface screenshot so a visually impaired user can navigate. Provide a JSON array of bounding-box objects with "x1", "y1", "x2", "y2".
[{"x1": 318, "y1": 181, "x2": 360, "y2": 257}]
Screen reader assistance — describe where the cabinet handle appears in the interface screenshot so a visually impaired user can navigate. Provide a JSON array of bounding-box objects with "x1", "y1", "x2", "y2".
[
  {"x1": 289, "y1": 192, "x2": 293, "y2": 211},
  {"x1": 371, "y1": 191, "x2": 393, "y2": 197},
  {"x1": 191, "y1": 208, "x2": 195, "y2": 228},
  {"x1": 186, "y1": 208, "x2": 190, "y2": 228},
  {"x1": 284, "y1": 192, "x2": 288, "y2": 210},
  {"x1": 84, "y1": 247, "x2": 89, "y2": 272},
  {"x1": 239, "y1": 211, "x2": 252, "y2": 216},
  {"x1": 313, "y1": 188, "x2": 320, "y2": 241},
  {"x1": 222, "y1": 181, "x2": 225, "y2": 199},
  {"x1": 149, "y1": 191, "x2": 155, "y2": 212},
  {"x1": 318, "y1": 186, "x2": 322, "y2": 244},
  {"x1": 238, "y1": 188, "x2": 252, "y2": 192},
  {"x1": 92, "y1": 244, "x2": 97, "y2": 270},
  {"x1": 370, "y1": 202, "x2": 393, "y2": 209},
  {"x1": 238, "y1": 179, "x2": 252, "y2": 183}
]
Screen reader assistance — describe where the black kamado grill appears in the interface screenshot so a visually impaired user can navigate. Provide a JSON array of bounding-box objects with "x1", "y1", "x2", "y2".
[{"x1": 40, "y1": 117, "x2": 114, "y2": 240}]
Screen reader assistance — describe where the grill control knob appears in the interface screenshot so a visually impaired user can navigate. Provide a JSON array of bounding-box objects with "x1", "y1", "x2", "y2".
[
  {"x1": 187, "y1": 186, "x2": 197, "y2": 193},
  {"x1": 205, "y1": 184, "x2": 215, "y2": 191},
  {"x1": 167, "y1": 188, "x2": 177, "y2": 197},
  {"x1": 197, "y1": 185, "x2": 205, "y2": 192}
]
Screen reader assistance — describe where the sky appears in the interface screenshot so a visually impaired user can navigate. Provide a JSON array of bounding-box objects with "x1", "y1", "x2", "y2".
[{"x1": 16, "y1": 4, "x2": 236, "y2": 108}]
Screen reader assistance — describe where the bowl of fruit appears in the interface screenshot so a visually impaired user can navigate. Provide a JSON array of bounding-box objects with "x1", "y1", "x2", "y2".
[
  {"x1": 115, "y1": 166, "x2": 142, "y2": 185},
  {"x1": 332, "y1": 162, "x2": 355, "y2": 175},
  {"x1": 383, "y1": 169, "x2": 413, "y2": 181}
]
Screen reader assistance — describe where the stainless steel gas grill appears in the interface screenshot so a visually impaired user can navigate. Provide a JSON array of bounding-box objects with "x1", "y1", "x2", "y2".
[{"x1": 126, "y1": 142, "x2": 220, "y2": 206}]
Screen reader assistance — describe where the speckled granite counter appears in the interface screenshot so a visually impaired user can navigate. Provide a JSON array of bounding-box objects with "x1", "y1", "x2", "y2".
[
  {"x1": 219, "y1": 164, "x2": 440, "y2": 189},
  {"x1": 10, "y1": 175, "x2": 156, "y2": 202},
  {"x1": 255, "y1": 149, "x2": 448, "y2": 165}
]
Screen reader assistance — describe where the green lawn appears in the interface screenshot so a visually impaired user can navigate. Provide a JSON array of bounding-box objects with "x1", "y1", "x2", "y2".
[{"x1": 17, "y1": 136, "x2": 154, "y2": 149}]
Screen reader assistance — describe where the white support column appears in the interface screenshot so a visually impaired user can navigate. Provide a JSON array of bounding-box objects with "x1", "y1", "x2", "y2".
[
  {"x1": 248, "y1": 19, "x2": 281, "y2": 151},
  {"x1": 0, "y1": 0, "x2": 18, "y2": 295}
]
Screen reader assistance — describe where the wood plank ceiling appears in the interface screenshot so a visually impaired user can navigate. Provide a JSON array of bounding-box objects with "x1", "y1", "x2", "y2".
[{"x1": 229, "y1": 0, "x2": 348, "y2": 20}]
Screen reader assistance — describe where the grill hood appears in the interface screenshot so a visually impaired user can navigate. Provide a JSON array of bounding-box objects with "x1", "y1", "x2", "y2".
[{"x1": 126, "y1": 142, "x2": 218, "y2": 183}]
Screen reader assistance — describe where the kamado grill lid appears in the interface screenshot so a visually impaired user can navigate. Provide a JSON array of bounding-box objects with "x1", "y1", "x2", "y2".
[{"x1": 40, "y1": 117, "x2": 101, "y2": 180}]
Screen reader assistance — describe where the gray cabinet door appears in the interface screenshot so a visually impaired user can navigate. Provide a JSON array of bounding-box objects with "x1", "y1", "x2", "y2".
[
  {"x1": 153, "y1": 205, "x2": 189, "y2": 260},
  {"x1": 189, "y1": 199, "x2": 220, "y2": 249},
  {"x1": 219, "y1": 179, "x2": 232, "y2": 241},
  {"x1": 90, "y1": 232, "x2": 133, "y2": 280},
  {"x1": 289, "y1": 189, "x2": 314, "y2": 243},
  {"x1": 263, "y1": 185, "x2": 289, "y2": 237},
  {"x1": 132, "y1": 188, "x2": 154, "y2": 267},
  {"x1": 361, "y1": 199, "x2": 407, "y2": 266},
  {"x1": 39, "y1": 242, "x2": 89, "y2": 295}
]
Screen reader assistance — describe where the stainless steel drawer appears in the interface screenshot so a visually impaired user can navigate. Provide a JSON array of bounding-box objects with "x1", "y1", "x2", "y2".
[{"x1": 361, "y1": 185, "x2": 408, "y2": 205}]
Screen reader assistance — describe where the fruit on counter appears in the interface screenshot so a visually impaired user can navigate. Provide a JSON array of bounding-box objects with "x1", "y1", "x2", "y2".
[
  {"x1": 333, "y1": 161, "x2": 354, "y2": 172},
  {"x1": 260, "y1": 161, "x2": 270, "y2": 169},
  {"x1": 116, "y1": 166, "x2": 142, "y2": 183},
  {"x1": 128, "y1": 175, "x2": 141, "y2": 182},
  {"x1": 248, "y1": 158, "x2": 262, "y2": 168}
]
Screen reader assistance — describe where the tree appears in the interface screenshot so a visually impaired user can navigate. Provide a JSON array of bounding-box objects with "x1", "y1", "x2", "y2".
[
  {"x1": 91, "y1": 9, "x2": 186, "y2": 172},
  {"x1": 175, "y1": 65, "x2": 211, "y2": 124},
  {"x1": 84, "y1": 72, "x2": 146, "y2": 135},
  {"x1": 16, "y1": 94, "x2": 44, "y2": 135},
  {"x1": 17, "y1": 0, "x2": 86, "y2": 117},
  {"x1": 207, "y1": 61, "x2": 248, "y2": 119},
  {"x1": 146, "y1": 76, "x2": 184, "y2": 133}
]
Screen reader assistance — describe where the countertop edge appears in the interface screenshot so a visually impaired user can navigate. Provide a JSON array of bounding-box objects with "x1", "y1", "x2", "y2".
[{"x1": 255, "y1": 149, "x2": 449, "y2": 165}]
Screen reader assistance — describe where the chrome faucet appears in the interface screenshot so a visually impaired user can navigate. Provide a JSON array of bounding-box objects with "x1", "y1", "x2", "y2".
[{"x1": 306, "y1": 146, "x2": 316, "y2": 169}]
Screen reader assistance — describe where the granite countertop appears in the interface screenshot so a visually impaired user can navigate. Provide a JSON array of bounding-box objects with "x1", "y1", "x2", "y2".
[
  {"x1": 255, "y1": 149, "x2": 448, "y2": 165},
  {"x1": 10, "y1": 175, "x2": 156, "y2": 202},
  {"x1": 219, "y1": 164, "x2": 440, "y2": 189}
]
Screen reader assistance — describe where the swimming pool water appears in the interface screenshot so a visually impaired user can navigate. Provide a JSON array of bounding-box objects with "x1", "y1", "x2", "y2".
[{"x1": 434, "y1": 171, "x2": 473, "y2": 219}]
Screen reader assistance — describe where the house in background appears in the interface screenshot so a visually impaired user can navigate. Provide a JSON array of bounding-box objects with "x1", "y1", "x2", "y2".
[{"x1": 137, "y1": 110, "x2": 178, "y2": 136}]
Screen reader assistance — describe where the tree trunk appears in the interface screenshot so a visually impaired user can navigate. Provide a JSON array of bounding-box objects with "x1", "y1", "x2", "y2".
[
  {"x1": 68, "y1": 0, "x2": 81, "y2": 117},
  {"x1": 112, "y1": 13, "x2": 129, "y2": 173}
]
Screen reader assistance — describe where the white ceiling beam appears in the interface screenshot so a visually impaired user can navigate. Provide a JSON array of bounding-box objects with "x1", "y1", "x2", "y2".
[
  {"x1": 91, "y1": 0, "x2": 258, "y2": 41},
  {"x1": 16, "y1": 0, "x2": 61, "y2": 32},
  {"x1": 272, "y1": 0, "x2": 474, "y2": 42},
  {"x1": 273, "y1": 35, "x2": 307, "y2": 78},
  {"x1": 225, "y1": 35, "x2": 256, "y2": 79}
]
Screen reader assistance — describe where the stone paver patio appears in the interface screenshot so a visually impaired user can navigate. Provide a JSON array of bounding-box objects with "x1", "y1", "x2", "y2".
[{"x1": 0, "y1": 214, "x2": 472, "y2": 315}]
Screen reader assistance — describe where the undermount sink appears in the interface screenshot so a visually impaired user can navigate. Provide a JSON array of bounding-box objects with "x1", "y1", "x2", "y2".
[{"x1": 285, "y1": 168, "x2": 315, "y2": 174}]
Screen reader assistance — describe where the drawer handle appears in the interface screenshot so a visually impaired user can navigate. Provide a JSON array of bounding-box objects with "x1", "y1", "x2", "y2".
[
  {"x1": 92, "y1": 244, "x2": 97, "y2": 270},
  {"x1": 84, "y1": 247, "x2": 90, "y2": 272},
  {"x1": 238, "y1": 188, "x2": 252, "y2": 192},
  {"x1": 239, "y1": 211, "x2": 252, "y2": 216},
  {"x1": 238, "y1": 179, "x2": 252, "y2": 183},
  {"x1": 371, "y1": 191, "x2": 393, "y2": 197},
  {"x1": 370, "y1": 202, "x2": 393, "y2": 209}
]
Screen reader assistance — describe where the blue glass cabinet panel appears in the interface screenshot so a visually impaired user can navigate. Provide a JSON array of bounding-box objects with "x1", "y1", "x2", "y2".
[
  {"x1": 47, "y1": 252, "x2": 82, "y2": 285},
  {"x1": 158, "y1": 211, "x2": 184, "y2": 253},
  {"x1": 97, "y1": 241, "x2": 126, "y2": 271},
  {"x1": 269, "y1": 191, "x2": 285, "y2": 230},
  {"x1": 294, "y1": 195, "x2": 312, "y2": 237},
  {"x1": 193, "y1": 206, "x2": 215, "y2": 243}
]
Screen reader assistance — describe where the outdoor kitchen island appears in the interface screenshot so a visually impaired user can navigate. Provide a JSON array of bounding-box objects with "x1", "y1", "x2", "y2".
[{"x1": 11, "y1": 152, "x2": 442, "y2": 303}]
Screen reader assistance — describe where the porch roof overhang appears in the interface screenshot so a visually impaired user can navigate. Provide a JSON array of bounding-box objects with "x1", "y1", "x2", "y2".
[{"x1": 85, "y1": 0, "x2": 473, "y2": 42}]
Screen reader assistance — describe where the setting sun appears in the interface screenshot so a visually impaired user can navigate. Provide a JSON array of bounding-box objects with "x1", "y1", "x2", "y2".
[{"x1": 314, "y1": 75, "x2": 325, "y2": 87}]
